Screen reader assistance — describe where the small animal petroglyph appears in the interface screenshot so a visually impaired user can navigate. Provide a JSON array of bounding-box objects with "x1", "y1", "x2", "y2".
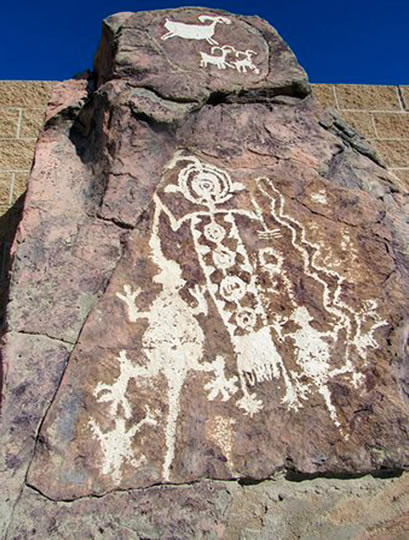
[
  {"x1": 200, "y1": 45, "x2": 235, "y2": 69},
  {"x1": 231, "y1": 49, "x2": 260, "y2": 74},
  {"x1": 198, "y1": 45, "x2": 260, "y2": 74}
]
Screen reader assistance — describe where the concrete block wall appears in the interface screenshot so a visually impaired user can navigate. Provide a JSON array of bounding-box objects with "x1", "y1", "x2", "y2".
[
  {"x1": 0, "y1": 81, "x2": 56, "y2": 215},
  {"x1": 312, "y1": 84, "x2": 409, "y2": 185}
]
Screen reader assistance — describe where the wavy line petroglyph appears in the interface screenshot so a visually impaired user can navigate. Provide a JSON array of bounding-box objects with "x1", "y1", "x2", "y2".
[
  {"x1": 255, "y1": 177, "x2": 387, "y2": 427},
  {"x1": 89, "y1": 152, "x2": 387, "y2": 482}
]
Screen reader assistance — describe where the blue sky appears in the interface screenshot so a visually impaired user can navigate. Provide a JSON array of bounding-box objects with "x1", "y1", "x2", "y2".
[{"x1": 3, "y1": 0, "x2": 408, "y2": 83}]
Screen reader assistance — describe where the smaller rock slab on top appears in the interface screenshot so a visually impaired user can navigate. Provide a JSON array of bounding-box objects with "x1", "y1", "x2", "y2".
[{"x1": 94, "y1": 7, "x2": 309, "y2": 103}]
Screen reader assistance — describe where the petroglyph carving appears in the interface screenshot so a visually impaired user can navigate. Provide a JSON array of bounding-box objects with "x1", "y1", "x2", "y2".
[
  {"x1": 160, "y1": 15, "x2": 261, "y2": 75},
  {"x1": 198, "y1": 45, "x2": 260, "y2": 74},
  {"x1": 255, "y1": 177, "x2": 387, "y2": 426},
  {"x1": 231, "y1": 49, "x2": 260, "y2": 74},
  {"x1": 91, "y1": 153, "x2": 387, "y2": 481},
  {"x1": 200, "y1": 45, "x2": 235, "y2": 69},
  {"x1": 162, "y1": 153, "x2": 299, "y2": 414},
  {"x1": 92, "y1": 191, "x2": 238, "y2": 483},
  {"x1": 199, "y1": 46, "x2": 260, "y2": 73},
  {"x1": 207, "y1": 415, "x2": 236, "y2": 468},
  {"x1": 89, "y1": 406, "x2": 157, "y2": 484},
  {"x1": 311, "y1": 190, "x2": 328, "y2": 205},
  {"x1": 161, "y1": 15, "x2": 231, "y2": 44}
]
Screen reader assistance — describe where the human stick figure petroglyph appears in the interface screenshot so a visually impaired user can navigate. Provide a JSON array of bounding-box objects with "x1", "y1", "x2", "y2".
[
  {"x1": 161, "y1": 15, "x2": 231, "y2": 45},
  {"x1": 91, "y1": 193, "x2": 238, "y2": 483}
]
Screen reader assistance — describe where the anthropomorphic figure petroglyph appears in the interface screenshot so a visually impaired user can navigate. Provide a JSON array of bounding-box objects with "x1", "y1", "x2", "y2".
[
  {"x1": 199, "y1": 45, "x2": 235, "y2": 69},
  {"x1": 161, "y1": 15, "x2": 231, "y2": 45},
  {"x1": 95, "y1": 194, "x2": 238, "y2": 482},
  {"x1": 160, "y1": 153, "x2": 299, "y2": 416}
]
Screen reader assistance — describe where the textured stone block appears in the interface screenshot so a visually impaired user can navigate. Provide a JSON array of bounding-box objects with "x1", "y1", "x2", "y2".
[
  {"x1": 20, "y1": 108, "x2": 46, "y2": 138},
  {"x1": 0, "y1": 108, "x2": 20, "y2": 138},
  {"x1": 0, "y1": 139, "x2": 36, "y2": 169},
  {"x1": 0, "y1": 81, "x2": 55, "y2": 107},
  {"x1": 311, "y1": 84, "x2": 336, "y2": 108},
  {"x1": 336, "y1": 85, "x2": 401, "y2": 111},
  {"x1": 12, "y1": 171, "x2": 30, "y2": 201},
  {"x1": 393, "y1": 169, "x2": 409, "y2": 187},
  {"x1": 0, "y1": 171, "x2": 12, "y2": 206},
  {"x1": 341, "y1": 111, "x2": 376, "y2": 138},
  {"x1": 373, "y1": 112, "x2": 409, "y2": 138},
  {"x1": 373, "y1": 140, "x2": 409, "y2": 167}
]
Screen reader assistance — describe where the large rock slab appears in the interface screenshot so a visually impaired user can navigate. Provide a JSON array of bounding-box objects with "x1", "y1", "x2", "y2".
[{"x1": 1, "y1": 6, "x2": 409, "y2": 536}]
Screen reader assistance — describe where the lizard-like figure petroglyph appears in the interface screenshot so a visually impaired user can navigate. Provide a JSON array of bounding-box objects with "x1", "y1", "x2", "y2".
[{"x1": 92, "y1": 194, "x2": 238, "y2": 482}]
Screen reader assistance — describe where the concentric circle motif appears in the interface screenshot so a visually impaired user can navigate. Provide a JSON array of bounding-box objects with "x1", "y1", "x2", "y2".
[
  {"x1": 213, "y1": 247, "x2": 235, "y2": 269},
  {"x1": 178, "y1": 162, "x2": 234, "y2": 205},
  {"x1": 236, "y1": 308, "x2": 257, "y2": 331},
  {"x1": 219, "y1": 276, "x2": 247, "y2": 302},
  {"x1": 204, "y1": 222, "x2": 226, "y2": 244}
]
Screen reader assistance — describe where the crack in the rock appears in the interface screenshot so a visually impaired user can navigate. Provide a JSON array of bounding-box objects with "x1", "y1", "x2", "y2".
[
  {"x1": 21, "y1": 466, "x2": 407, "y2": 507},
  {"x1": 15, "y1": 330, "x2": 75, "y2": 348},
  {"x1": 95, "y1": 212, "x2": 135, "y2": 230},
  {"x1": 283, "y1": 467, "x2": 404, "y2": 483},
  {"x1": 319, "y1": 112, "x2": 386, "y2": 169},
  {"x1": 127, "y1": 82, "x2": 200, "y2": 106}
]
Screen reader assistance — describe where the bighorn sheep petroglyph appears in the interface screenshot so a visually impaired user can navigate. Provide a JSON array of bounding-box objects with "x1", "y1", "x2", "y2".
[
  {"x1": 161, "y1": 15, "x2": 232, "y2": 45},
  {"x1": 232, "y1": 49, "x2": 260, "y2": 74},
  {"x1": 200, "y1": 45, "x2": 235, "y2": 69}
]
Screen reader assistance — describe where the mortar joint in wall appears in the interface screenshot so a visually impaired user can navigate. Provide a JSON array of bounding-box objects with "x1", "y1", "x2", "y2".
[
  {"x1": 371, "y1": 113, "x2": 380, "y2": 139},
  {"x1": 16, "y1": 108, "x2": 23, "y2": 138},
  {"x1": 397, "y1": 86, "x2": 407, "y2": 112},
  {"x1": 332, "y1": 85, "x2": 341, "y2": 110}
]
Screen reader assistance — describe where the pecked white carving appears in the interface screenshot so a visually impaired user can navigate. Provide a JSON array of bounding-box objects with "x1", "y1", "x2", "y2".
[
  {"x1": 90, "y1": 152, "x2": 387, "y2": 482},
  {"x1": 89, "y1": 405, "x2": 157, "y2": 484},
  {"x1": 200, "y1": 45, "x2": 235, "y2": 69},
  {"x1": 231, "y1": 49, "x2": 260, "y2": 74},
  {"x1": 160, "y1": 15, "x2": 261, "y2": 75},
  {"x1": 90, "y1": 190, "x2": 238, "y2": 483},
  {"x1": 161, "y1": 15, "x2": 232, "y2": 44}
]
